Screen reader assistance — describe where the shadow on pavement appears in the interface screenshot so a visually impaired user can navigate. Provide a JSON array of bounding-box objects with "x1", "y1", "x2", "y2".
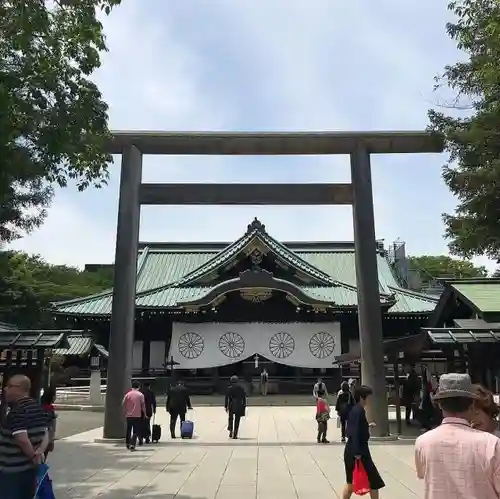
[{"x1": 47, "y1": 439, "x2": 203, "y2": 499}]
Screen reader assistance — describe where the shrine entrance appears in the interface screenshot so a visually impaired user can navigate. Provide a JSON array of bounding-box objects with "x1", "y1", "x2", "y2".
[{"x1": 103, "y1": 130, "x2": 443, "y2": 439}]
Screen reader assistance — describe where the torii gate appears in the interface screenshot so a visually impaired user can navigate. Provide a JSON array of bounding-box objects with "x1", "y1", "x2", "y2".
[{"x1": 101, "y1": 131, "x2": 443, "y2": 439}]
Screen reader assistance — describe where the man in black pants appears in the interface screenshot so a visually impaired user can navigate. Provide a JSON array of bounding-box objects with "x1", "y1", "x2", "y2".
[
  {"x1": 166, "y1": 381, "x2": 192, "y2": 438},
  {"x1": 403, "y1": 365, "x2": 421, "y2": 424},
  {"x1": 140, "y1": 382, "x2": 157, "y2": 443},
  {"x1": 225, "y1": 376, "x2": 246, "y2": 439}
]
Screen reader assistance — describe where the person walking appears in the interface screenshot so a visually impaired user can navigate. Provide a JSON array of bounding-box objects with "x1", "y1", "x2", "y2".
[
  {"x1": 336, "y1": 381, "x2": 355, "y2": 443},
  {"x1": 316, "y1": 388, "x2": 330, "y2": 443},
  {"x1": 403, "y1": 365, "x2": 421, "y2": 424},
  {"x1": 0, "y1": 374, "x2": 50, "y2": 499},
  {"x1": 40, "y1": 386, "x2": 57, "y2": 459},
  {"x1": 415, "y1": 373, "x2": 500, "y2": 499},
  {"x1": 140, "y1": 382, "x2": 157, "y2": 443},
  {"x1": 122, "y1": 381, "x2": 146, "y2": 451},
  {"x1": 313, "y1": 377, "x2": 328, "y2": 399},
  {"x1": 225, "y1": 375, "x2": 246, "y2": 439},
  {"x1": 166, "y1": 381, "x2": 192, "y2": 439},
  {"x1": 260, "y1": 369, "x2": 269, "y2": 396},
  {"x1": 342, "y1": 385, "x2": 385, "y2": 499}
]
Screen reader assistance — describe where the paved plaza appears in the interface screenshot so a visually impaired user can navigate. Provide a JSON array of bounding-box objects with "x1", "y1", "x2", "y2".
[{"x1": 49, "y1": 407, "x2": 422, "y2": 499}]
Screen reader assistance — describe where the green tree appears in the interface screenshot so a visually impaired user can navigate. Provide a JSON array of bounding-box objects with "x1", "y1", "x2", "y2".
[
  {"x1": 429, "y1": 0, "x2": 500, "y2": 260},
  {"x1": 409, "y1": 255, "x2": 487, "y2": 287},
  {"x1": 0, "y1": 0, "x2": 121, "y2": 242},
  {"x1": 0, "y1": 250, "x2": 113, "y2": 327}
]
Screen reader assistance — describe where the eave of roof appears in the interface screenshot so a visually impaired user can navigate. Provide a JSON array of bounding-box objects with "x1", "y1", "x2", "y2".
[
  {"x1": 0, "y1": 331, "x2": 73, "y2": 349},
  {"x1": 53, "y1": 335, "x2": 93, "y2": 356},
  {"x1": 425, "y1": 327, "x2": 500, "y2": 345}
]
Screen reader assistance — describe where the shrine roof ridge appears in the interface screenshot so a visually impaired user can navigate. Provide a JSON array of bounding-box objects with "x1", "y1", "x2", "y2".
[
  {"x1": 106, "y1": 130, "x2": 444, "y2": 155},
  {"x1": 136, "y1": 240, "x2": 366, "y2": 252}
]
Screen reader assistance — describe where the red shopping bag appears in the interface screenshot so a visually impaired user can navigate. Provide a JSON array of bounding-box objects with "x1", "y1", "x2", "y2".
[{"x1": 353, "y1": 459, "x2": 371, "y2": 496}]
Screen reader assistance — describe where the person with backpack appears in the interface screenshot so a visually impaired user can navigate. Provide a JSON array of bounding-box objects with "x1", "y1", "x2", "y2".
[
  {"x1": 313, "y1": 378, "x2": 328, "y2": 399},
  {"x1": 336, "y1": 381, "x2": 355, "y2": 443}
]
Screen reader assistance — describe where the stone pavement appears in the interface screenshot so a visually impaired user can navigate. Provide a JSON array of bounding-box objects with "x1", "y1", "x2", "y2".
[{"x1": 49, "y1": 407, "x2": 422, "y2": 499}]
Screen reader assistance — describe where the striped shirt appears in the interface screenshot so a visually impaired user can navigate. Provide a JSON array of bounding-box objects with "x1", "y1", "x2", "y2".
[
  {"x1": 0, "y1": 397, "x2": 48, "y2": 473},
  {"x1": 415, "y1": 417, "x2": 500, "y2": 499}
]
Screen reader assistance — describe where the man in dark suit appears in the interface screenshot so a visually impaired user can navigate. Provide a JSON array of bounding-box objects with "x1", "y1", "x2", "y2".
[
  {"x1": 403, "y1": 365, "x2": 421, "y2": 424},
  {"x1": 225, "y1": 375, "x2": 246, "y2": 439},
  {"x1": 140, "y1": 382, "x2": 157, "y2": 443},
  {"x1": 166, "y1": 381, "x2": 192, "y2": 438}
]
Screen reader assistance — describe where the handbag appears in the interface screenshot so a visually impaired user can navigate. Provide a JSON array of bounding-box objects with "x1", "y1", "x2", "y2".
[
  {"x1": 352, "y1": 460, "x2": 371, "y2": 496},
  {"x1": 315, "y1": 412, "x2": 330, "y2": 423}
]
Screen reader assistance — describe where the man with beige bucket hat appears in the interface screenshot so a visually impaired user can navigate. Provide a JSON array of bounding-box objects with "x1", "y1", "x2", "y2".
[{"x1": 415, "y1": 373, "x2": 500, "y2": 499}]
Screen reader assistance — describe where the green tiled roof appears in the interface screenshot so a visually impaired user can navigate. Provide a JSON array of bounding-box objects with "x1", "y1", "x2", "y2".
[
  {"x1": 53, "y1": 336, "x2": 93, "y2": 356},
  {"x1": 387, "y1": 288, "x2": 437, "y2": 313},
  {"x1": 450, "y1": 279, "x2": 500, "y2": 313},
  {"x1": 52, "y1": 335, "x2": 109, "y2": 357},
  {"x1": 53, "y1": 219, "x2": 438, "y2": 316},
  {"x1": 0, "y1": 331, "x2": 71, "y2": 349},
  {"x1": 175, "y1": 218, "x2": 335, "y2": 287}
]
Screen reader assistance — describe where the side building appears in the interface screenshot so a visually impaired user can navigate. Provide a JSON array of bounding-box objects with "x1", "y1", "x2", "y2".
[{"x1": 51, "y1": 218, "x2": 438, "y2": 393}]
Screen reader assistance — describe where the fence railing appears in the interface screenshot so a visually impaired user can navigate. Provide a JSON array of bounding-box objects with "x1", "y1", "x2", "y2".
[{"x1": 55, "y1": 385, "x2": 106, "y2": 404}]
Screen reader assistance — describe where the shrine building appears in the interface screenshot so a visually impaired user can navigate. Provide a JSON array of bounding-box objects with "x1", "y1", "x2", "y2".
[{"x1": 51, "y1": 218, "x2": 438, "y2": 393}]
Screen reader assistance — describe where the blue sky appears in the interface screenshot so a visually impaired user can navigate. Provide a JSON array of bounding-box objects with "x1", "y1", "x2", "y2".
[{"x1": 10, "y1": 1, "x2": 492, "y2": 271}]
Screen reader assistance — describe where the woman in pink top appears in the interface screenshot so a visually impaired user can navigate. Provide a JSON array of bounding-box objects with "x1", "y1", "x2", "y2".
[{"x1": 122, "y1": 381, "x2": 146, "y2": 451}]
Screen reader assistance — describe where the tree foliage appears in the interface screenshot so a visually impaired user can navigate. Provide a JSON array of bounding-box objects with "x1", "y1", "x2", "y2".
[
  {"x1": 409, "y1": 255, "x2": 487, "y2": 286},
  {"x1": 429, "y1": 0, "x2": 500, "y2": 260},
  {"x1": 0, "y1": 0, "x2": 121, "y2": 242},
  {"x1": 0, "y1": 250, "x2": 113, "y2": 327}
]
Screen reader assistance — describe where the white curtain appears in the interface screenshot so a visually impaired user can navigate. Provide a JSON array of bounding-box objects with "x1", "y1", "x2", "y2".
[
  {"x1": 149, "y1": 341, "x2": 166, "y2": 369},
  {"x1": 168, "y1": 322, "x2": 341, "y2": 369},
  {"x1": 132, "y1": 341, "x2": 143, "y2": 371}
]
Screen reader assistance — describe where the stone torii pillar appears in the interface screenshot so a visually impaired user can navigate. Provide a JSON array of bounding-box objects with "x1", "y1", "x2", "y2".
[{"x1": 101, "y1": 131, "x2": 443, "y2": 439}]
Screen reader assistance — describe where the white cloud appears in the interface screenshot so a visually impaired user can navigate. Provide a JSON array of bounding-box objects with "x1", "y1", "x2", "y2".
[
  {"x1": 9, "y1": 198, "x2": 116, "y2": 266},
  {"x1": 7, "y1": 1, "x2": 496, "y2": 273}
]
